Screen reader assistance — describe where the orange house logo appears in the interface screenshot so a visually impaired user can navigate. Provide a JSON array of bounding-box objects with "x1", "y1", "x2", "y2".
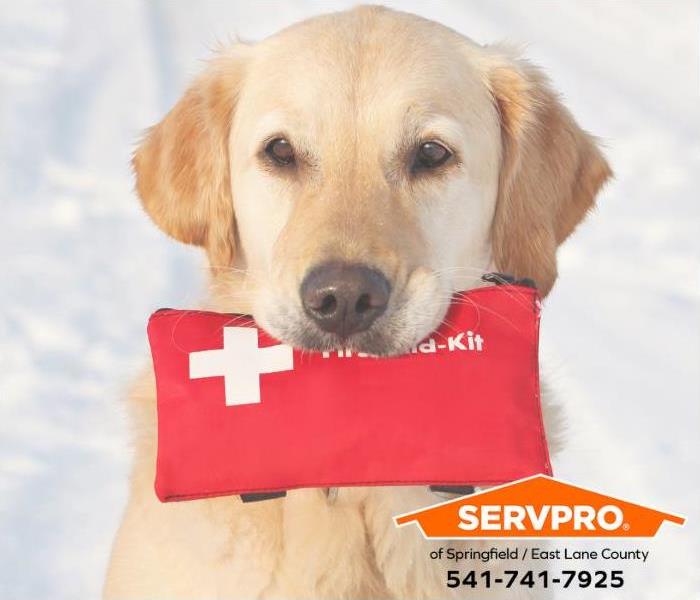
[{"x1": 395, "y1": 475, "x2": 685, "y2": 539}]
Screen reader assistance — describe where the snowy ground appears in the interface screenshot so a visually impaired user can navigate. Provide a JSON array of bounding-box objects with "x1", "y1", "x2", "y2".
[{"x1": 1, "y1": 1, "x2": 698, "y2": 598}]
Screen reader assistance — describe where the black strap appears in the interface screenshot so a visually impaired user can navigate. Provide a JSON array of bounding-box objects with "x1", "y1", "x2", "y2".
[
  {"x1": 429, "y1": 485, "x2": 475, "y2": 496},
  {"x1": 240, "y1": 491, "x2": 287, "y2": 503},
  {"x1": 481, "y1": 272, "x2": 536, "y2": 289}
]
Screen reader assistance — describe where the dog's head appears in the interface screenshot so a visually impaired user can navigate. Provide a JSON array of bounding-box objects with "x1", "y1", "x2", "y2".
[{"x1": 134, "y1": 7, "x2": 610, "y2": 355}]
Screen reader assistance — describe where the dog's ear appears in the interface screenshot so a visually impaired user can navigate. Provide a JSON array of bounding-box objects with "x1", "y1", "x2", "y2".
[
  {"x1": 133, "y1": 47, "x2": 249, "y2": 268},
  {"x1": 486, "y1": 49, "x2": 612, "y2": 296}
]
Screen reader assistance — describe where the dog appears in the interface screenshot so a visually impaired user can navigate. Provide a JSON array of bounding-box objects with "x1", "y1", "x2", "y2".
[{"x1": 104, "y1": 6, "x2": 610, "y2": 598}]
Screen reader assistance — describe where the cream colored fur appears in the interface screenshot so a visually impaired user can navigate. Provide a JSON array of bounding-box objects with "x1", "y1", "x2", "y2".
[{"x1": 104, "y1": 6, "x2": 609, "y2": 599}]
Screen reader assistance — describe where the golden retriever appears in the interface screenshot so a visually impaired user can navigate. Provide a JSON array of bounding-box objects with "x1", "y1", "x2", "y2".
[{"x1": 104, "y1": 6, "x2": 610, "y2": 599}]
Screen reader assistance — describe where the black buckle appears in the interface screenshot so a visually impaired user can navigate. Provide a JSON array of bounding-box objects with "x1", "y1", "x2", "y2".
[
  {"x1": 481, "y1": 272, "x2": 536, "y2": 289},
  {"x1": 240, "y1": 491, "x2": 287, "y2": 503}
]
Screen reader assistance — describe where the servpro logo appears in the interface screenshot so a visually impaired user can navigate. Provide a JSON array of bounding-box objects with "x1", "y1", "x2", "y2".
[
  {"x1": 458, "y1": 503, "x2": 624, "y2": 533},
  {"x1": 394, "y1": 475, "x2": 685, "y2": 539}
]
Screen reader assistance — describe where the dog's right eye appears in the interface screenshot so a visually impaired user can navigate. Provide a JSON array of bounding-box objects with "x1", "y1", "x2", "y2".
[{"x1": 265, "y1": 138, "x2": 295, "y2": 166}]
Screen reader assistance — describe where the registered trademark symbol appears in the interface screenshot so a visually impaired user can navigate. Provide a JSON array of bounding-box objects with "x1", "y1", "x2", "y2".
[{"x1": 622, "y1": 523, "x2": 630, "y2": 531}]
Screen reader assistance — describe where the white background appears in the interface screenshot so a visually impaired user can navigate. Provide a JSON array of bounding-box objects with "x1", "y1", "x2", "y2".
[{"x1": 1, "y1": 1, "x2": 698, "y2": 598}]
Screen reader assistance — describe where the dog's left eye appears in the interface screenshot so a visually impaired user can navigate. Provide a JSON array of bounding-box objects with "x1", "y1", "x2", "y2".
[{"x1": 412, "y1": 141, "x2": 452, "y2": 171}]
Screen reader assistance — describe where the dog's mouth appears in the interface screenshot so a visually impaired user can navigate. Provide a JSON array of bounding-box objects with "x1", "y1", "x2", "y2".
[
  {"x1": 271, "y1": 318, "x2": 422, "y2": 357},
  {"x1": 258, "y1": 284, "x2": 451, "y2": 357}
]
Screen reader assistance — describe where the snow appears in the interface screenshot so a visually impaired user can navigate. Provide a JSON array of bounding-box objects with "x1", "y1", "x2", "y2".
[{"x1": 1, "y1": 1, "x2": 698, "y2": 598}]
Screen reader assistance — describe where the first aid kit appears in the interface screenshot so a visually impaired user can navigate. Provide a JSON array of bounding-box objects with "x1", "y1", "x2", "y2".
[{"x1": 147, "y1": 282, "x2": 551, "y2": 502}]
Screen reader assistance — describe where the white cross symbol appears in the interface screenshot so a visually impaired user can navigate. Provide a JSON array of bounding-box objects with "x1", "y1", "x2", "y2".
[{"x1": 189, "y1": 327, "x2": 294, "y2": 406}]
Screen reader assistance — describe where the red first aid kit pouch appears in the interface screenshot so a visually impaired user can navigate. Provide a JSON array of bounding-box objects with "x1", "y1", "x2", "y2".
[{"x1": 148, "y1": 284, "x2": 551, "y2": 502}]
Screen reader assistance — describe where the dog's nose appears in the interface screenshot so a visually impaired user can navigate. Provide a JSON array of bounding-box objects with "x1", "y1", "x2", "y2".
[{"x1": 300, "y1": 262, "x2": 391, "y2": 338}]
